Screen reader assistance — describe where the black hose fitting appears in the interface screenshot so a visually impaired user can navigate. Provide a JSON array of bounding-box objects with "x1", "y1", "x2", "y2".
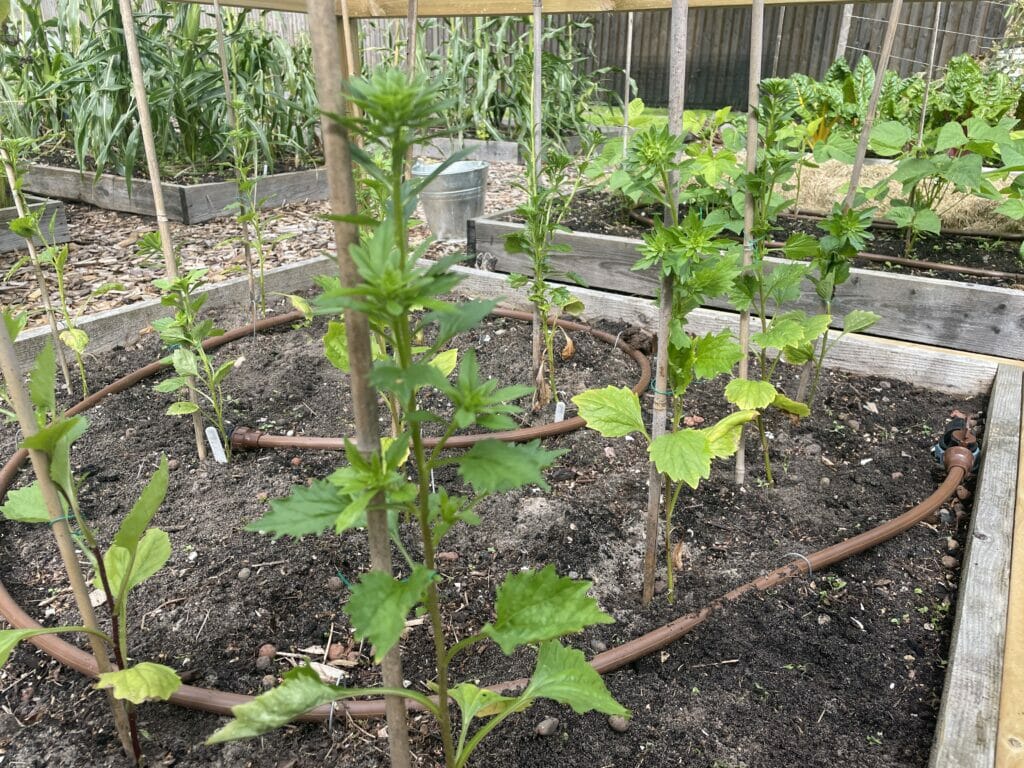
[{"x1": 932, "y1": 417, "x2": 980, "y2": 472}]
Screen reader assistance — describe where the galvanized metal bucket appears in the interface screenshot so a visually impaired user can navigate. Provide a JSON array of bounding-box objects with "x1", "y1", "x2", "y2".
[{"x1": 412, "y1": 160, "x2": 489, "y2": 241}]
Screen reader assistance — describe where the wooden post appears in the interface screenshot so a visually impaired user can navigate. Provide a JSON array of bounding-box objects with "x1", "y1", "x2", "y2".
[
  {"x1": 642, "y1": 0, "x2": 687, "y2": 606},
  {"x1": 834, "y1": 3, "x2": 853, "y2": 60},
  {"x1": 735, "y1": 0, "x2": 764, "y2": 486},
  {"x1": 305, "y1": 2, "x2": 412, "y2": 766},
  {"x1": 115, "y1": 0, "x2": 208, "y2": 461},
  {"x1": 770, "y1": 6, "x2": 785, "y2": 75},
  {"x1": 530, "y1": 0, "x2": 546, "y2": 402},
  {"x1": 0, "y1": 321, "x2": 137, "y2": 762},
  {"x1": 622, "y1": 10, "x2": 634, "y2": 156}
]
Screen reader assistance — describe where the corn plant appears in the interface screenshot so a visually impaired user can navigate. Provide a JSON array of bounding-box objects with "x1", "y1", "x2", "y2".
[
  {"x1": 0, "y1": 321, "x2": 181, "y2": 767},
  {"x1": 206, "y1": 69, "x2": 625, "y2": 768}
]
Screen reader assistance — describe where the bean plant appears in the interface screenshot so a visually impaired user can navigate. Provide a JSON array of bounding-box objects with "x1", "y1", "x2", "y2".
[
  {"x1": 0, "y1": 321, "x2": 181, "y2": 767},
  {"x1": 206, "y1": 70, "x2": 626, "y2": 768}
]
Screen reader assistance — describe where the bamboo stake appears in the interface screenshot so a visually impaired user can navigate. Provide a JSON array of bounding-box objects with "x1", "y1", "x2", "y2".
[
  {"x1": 338, "y1": 0, "x2": 362, "y2": 115},
  {"x1": 916, "y1": 1, "x2": 942, "y2": 147},
  {"x1": 622, "y1": 10, "x2": 634, "y2": 157},
  {"x1": 115, "y1": 0, "x2": 207, "y2": 461},
  {"x1": 834, "y1": 3, "x2": 853, "y2": 60},
  {"x1": 0, "y1": 322, "x2": 137, "y2": 762},
  {"x1": 212, "y1": 0, "x2": 258, "y2": 329},
  {"x1": 734, "y1": 0, "x2": 764, "y2": 486},
  {"x1": 642, "y1": 0, "x2": 687, "y2": 606},
  {"x1": 770, "y1": 6, "x2": 785, "y2": 75},
  {"x1": 0, "y1": 141, "x2": 73, "y2": 395},
  {"x1": 405, "y1": 0, "x2": 418, "y2": 74},
  {"x1": 306, "y1": 2, "x2": 412, "y2": 766},
  {"x1": 530, "y1": 0, "x2": 546, "y2": 406}
]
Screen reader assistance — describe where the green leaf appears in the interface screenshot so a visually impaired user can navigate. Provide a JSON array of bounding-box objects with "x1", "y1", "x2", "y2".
[
  {"x1": 995, "y1": 198, "x2": 1024, "y2": 221},
  {"x1": 842, "y1": 309, "x2": 880, "y2": 334},
  {"x1": 95, "y1": 662, "x2": 181, "y2": 704},
  {"x1": 935, "y1": 122, "x2": 968, "y2": 153},
  {"x1": 153, "y1": 377, "x2": 188, "y2": 394},
  {"x1": 456, "y1": 440, "x2": 565, "y2": 494},
  {"x1": 98, "y1": 529, "x2": 171, "y2": 595},
  {"x1": 7, "y1": 215, "x2": 38, "y2": 240},
  {"x1": 59, "y1": 328, "x2": 89, "y2": 355},
  {"x1": 323, "y1": 320, "x2": 350, "y2": 373},
  {"x1": 482, "y1": 566, "x2": 613, "y2": 656},
  {"x1": 449, "y1": 682, "x2": 517, "y2": 722},
  {"x1": 206, "y1": 666, "x2": 347, "y2": 744},
  {"x1": 781, "y1": 232, "x2": 819, "y2": 261},
  {"x1": 752, "y1": 317, "x2": 805, "y2": 351},
  {"x1": 0, "y1": 482, "x2": 51, "y2": 523},
  {"x1": 21, "y1": 416, "x2": 85, "y2": 456},
  {"x1": 869, "y1": 121, "x2": 912, "y2": 156},
  {"x1": 166, "y1": 401, "x2": 200, "y2": 416},
  {"x1": 525, "y1": 642, "x2": 628, "y2": 716},
  {"x1": 571, "y1": 386, "x2": 647, "y2": 439},
  {"x1": 112, "y1": 456, "x2": 169, "y2": 552},
  {"x1": 648, "y1": 429, "x2": 713, "y2": 489},
  {"x1": 724, "y1": 379, "x2": 777, "y2": 410},
  {"x1": 28, "y1": 342, "x2": 56, "y2": 420},
  {"x1": 171, "y1": 348, "x2": 200, "y2": 378},
  {"x1": 704, "y1": 410, "x2": 759, "y2": 459},
  {"x1": 344, "y1": 566, "x2": 435, "y2": 662},
  {"x1": 0, "y1": 628, "x2": 79, "y2": 667},
  {"x1": 691, "y1": 330, "x2": 742, "y2": 380},
  {"x1": 773, "y1": 393, "x2": 811, "y2": 418},
  {"x1": 2, "y1": 311, "x2": 27, "y2": 343},
  {"x1": 247, "y1": 480, "x2": 347, "y2": 540},
  {"x1": 428, "y1": 348, "x2": 458, "y2": 378}
]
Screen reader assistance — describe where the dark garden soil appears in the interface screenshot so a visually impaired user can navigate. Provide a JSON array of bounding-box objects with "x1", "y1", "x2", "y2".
[
  {"x1": 559, "y1": 190, "x2": 1024, "y2": 289},
  {"x1": 0, "y1": 298, "x2": 985, "y2": 768}
]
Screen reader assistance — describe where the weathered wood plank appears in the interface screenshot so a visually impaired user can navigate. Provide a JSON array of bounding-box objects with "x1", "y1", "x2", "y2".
[
  {"x1": 12, "y1": 256, "x2": 334, "y2": 372},
  {"x1": 414, "y1": 138, "x2": 523, "y2": 164},
  {"x1": 995, "y1": 385, "x2": 1024, "y2": 768},
  {"x1": 469, "y1": 214, "x2": 1024, "y2": 360},
  {"x1": 452, "y1": 260, "x2": 1003, "y2": 395},
  {"x1": 930, "y1": 364, "x2": 1023, "y2": 768},
  {"x1": 0, "y1": 197, "x2": 69, "y2": 254},
  {"x1": 180, "y1": 167, "x2": 328, "y2": 224},
  {"x1": 22, "y1": 163, "x2": 327, "y2": 224}
]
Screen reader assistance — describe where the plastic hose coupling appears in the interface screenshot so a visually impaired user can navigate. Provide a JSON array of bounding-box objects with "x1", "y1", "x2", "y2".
[{"x1": 931, "y1": 417, "x2": 980, "y2": 473}]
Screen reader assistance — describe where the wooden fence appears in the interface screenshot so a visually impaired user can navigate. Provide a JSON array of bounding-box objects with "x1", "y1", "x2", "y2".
[{"x1": 35, "y1": 0, "x2": 1010, "y2": 108}]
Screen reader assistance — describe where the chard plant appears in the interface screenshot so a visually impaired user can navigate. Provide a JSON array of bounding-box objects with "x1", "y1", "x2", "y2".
[
  {"x1": 206, "y1": 69, "x2": 626, "y2": 768},
  {"x1": 505, "y1": 129, "x2": 600, "y2": 410},
  {"x1": 0, "y1": 318, "x2": 181, "y2": 767},
  {"x1": 144, "y1": 237, "x2": 238, "y2": 461}
]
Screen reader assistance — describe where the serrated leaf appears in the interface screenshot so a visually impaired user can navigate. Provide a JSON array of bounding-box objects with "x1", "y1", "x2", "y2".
[
  {"x1": 0, "y1": 482, "x2": 51, "y2": 523},
  {"x1": 456, "y1": 440, "x2": 565, "y2": 494},
  {"x1": 704, "y1": 410, "x2": 759, "y2": 459},
  {"x1": 724, "y1": 379, "x2": 777, "y2": 410},
  {"x1": 171, "y1": 348, "x2": 199, "y2": 378},
  {"x1": 28, "y1": 342, "x2": 55, "y2": 420},
  {"x1": 206, "y1": 666, "x2": 346, "y2": 744},
  {"x1": 246, "y1": 480, "x2": 346, "y2": 539},
  {"x1": 21, "y1": 416, "x2": 84, "y2": 456},
  {"x1": 692, "y1": 330, "x2": 742, "y2": 380},
  {"x1": 525, "y1": 642, "x2": 628, "y2": 716},
  {"x1": 781, "y1": 232, "x2": 819, "y2": 261},
  {"x1": 95, "y1": 662, "x2": 181, "y2": 704},
  {"x1": 344, "y1": 566, "x2": 435, "y2": 661},
  {"x1": 112, "y1": 456, "x2": 169, "y2": 552},
  {"x1": 323, "y1": 320, "x2": 350, "y2": 373},
  {"x1": 98, "y1": 529, "x2": 171, "y2": 595},
  {"x1": 773, "y1": 393, "x2": 811, "y2": 417},
  {"x1": 2, "y1": 311, "x2": 27, "y2": 343},
  {"x1": 449, "y1": 682, "x2": 518, "y2": 721},
  {"x1": 153, "y1": 376, "x2": 188, "y2": 394},
  {"x1": 571, "y1": 386, "x2": 646, "y2": 439},
  {"x1": 648, "y1": 429, "x2": 713, "y2": 488},
  {"x1": 842, "y1": 309, "x2": 880, "y2": 334},
  {"x1": 428, "y1": 348, "x2": 458, "y2": 378},
  {"x1": 59, "y1": 328, "x2": 89, "y2": 354},
  {"x1": 166, "y1": 401, "x2": 200, "y2": 416},
  {"x1": 482, "y1": 565, "x2": 612, "y2": 656}
]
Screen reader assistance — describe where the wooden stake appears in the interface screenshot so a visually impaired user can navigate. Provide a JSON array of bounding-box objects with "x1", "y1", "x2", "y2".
[
  {"x1": 735, "y1": 0, "x2": 764, "y2": 486},
  {"x1": 642, "y1": 0, "x2": 687, "y2": 606},
  {"x1": 115, "y1": 0, "x2": 207, "y2": 461},
  {"x1": 916, "y1": 1, "x2": 942, "y2": 148},
  {"x1": 530, "y1": 0, "x2": 546, "y2": 403},
  {"x1": 622, "y1": 10, "x2": 634, "y2": 157},
  {"x1": 306, "y1": 2, "x2": 412, "y2": 766},
  {"x1": 0, "y1": 321, "x2": 137, "y2": 762},
  {"x1": 0, "y1": 140, "x2": 73, "y2": 395}
]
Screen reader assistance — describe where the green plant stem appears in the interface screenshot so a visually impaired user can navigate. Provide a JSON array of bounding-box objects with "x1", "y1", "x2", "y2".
[
  {"x1": 756, "y1": 416, "x2": 774, "y2": 486},
  {"x1": 807, "y1": 327, "x2": 830, "y2": 405},
  {"x1": 455, "y1": 700, "x2": 533, "y2": 768},
  {"x1": 664, "y1": 478, "x2": 686, "y2": 603}
]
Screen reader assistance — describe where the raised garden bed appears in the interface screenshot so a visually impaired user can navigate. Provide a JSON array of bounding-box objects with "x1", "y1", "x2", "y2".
[
  {"x1": 413, "y1": 128, "x2": 616, "y2": 165},
  {"x1": 468, "y1": 210, "x2": 1024, "y2": 361},
  {"x1": 0, "y1": 262, "x2": 1019, "y2": 768},
  {"x1": 0, "y1": 195, "x2": 69, "y2": 254},
  {"x1": 22, "y1": 164, "x2": 328, "y2": 225}
]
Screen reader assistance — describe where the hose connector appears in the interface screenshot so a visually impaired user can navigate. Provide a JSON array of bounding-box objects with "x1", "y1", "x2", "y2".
[
  {"x1": 230, "y1": 426, "x2": 265, "y2": 451},
  {"x1": 932, "y1": 417, "x2": 979, "y2": 473}
]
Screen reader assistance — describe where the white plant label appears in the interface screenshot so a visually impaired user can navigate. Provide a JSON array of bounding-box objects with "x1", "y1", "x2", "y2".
[
  {"x1": 554, "y1": 401, "x2": 566, "y2": 423},
  {"x1": 206, "y1": 426, "x2": 228, "y2": 464}
]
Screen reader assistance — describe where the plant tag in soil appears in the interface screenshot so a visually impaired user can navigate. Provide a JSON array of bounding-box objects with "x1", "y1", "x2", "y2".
[
  {"x1": 206, "y1": 427, "x2": 228, "y2": 464},
  {"x1": 554, "y1": 401, "x2": 566, "y2": 423}
]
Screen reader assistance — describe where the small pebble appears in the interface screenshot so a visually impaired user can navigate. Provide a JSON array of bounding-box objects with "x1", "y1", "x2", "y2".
[
  {"x1": 879, "y1": 381, "x2": 891, "y2": 389},
  {"x1": 290, "y1": 456, "x2": 302, "y2": 468},
  {"x1": 608, "y1": 715, "x2": 630, "y2": 733},
  {"x1": 568, "y1": 571, "x2": 579, "y2": 580},
  {"x1": 124, "y1": 427, "x2": 137, "y2": 438},
  {"x1": 237, "y1": 567, "x2": 251, "y2": 581},
  {"x1": 946, "y1": 538, "x2": 960, "y2": 553},
  {"x1": 256, "y1": 492, "x2": 269, "y2": 503},
  {"x1": 846, "y1": 419, "x2": 861, "y2": 431},
  {"x1": 255, "y1": 655, "x2": 272, "y2": 672},
  {"x1": 890, "y1": 471, "x2": 903, "y2": 480},
  {"x1": 534, "y1": 717, "x2": 559, "y2": 736},
  {"x1": 590, "y1": 639, "x2": 608, "y2": 653},
  {"x1": 653, "y1": 578, "x2": 667, "y2": 595},
  {"x1": 436, "y1": 551, "x2": 459, "y2": 562},
  {"x1": 258, "y1": 643, "x2": 277, "y2": 658},
  {"x1": 864, "y1": 402, "x2": 879, "y2": 415},
  {"x1": 167, "y1": 459, "x2": 180, "y2": 471},
  {"x1": 819, "y1": 477, "x2": 831, "y2": 489},
  {"x1": 938, "y1": 508, "x2": 955, "y2": 525},
  {"x1": 941, "y1": 555, "x2": 959, "y2": 570},
  {"x1": 955, "y1": 486, "x2": 971, "y2": 501},
  {"x1": 327, "y1": 576, "x2": 344, "y2": 592},
  {"x1": 327, "y1": 643, "x2": 346, "y2": 661},
  {"x1": 261, "y1": 674, "x2": 276, "y2": 689}
]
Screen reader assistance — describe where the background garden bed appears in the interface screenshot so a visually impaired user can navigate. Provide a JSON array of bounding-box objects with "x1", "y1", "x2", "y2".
[{"x1": 0, "y1": 195, "x2": 69, "y2": 254}]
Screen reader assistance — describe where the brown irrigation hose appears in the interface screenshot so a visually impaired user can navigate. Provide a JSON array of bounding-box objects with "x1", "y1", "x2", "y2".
[
  {"x1": 231, "y1": 308, "x2": 652, "y2": 453},
  {"x1": 0, "y1": 370, "x2": 976, "y2": 727},
  {"x1": 627, "y1": 208, "x2": 1024, "y2": 282}
]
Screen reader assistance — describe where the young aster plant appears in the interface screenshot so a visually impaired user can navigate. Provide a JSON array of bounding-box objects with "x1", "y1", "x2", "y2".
[
  {"x1": 0, "y1": 317, "x2": 181, "y2": 766},
  {"x1": 206, "y1": 69, "x2": 626, "y2": 768}
]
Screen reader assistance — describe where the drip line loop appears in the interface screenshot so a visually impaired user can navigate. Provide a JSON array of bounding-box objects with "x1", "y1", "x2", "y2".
[{"x1": 784, "y1": 551, "x2": 814, "y2": 578}]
